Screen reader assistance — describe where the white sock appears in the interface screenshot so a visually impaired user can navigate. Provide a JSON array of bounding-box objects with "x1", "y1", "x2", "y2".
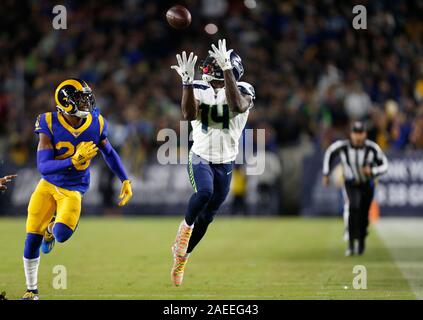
[
  {"x1": 47, "y1": 222, "x2": 54, "y2": 233},
  {"x1": 183, "y1": 219, "x2": 194, "y2": 229},
  {"x1": 23, "y1": 257, "x2": 40, "y2": 290}
]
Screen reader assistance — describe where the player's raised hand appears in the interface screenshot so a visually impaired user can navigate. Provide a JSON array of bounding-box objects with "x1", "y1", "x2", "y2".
[
  {"x1": 0, "y1": 174, "x2": 17, "y2": 191},
  {"x1": 209, "y1": 39, "x2": 233, "y2": 71},
  {"x1": 171, "y1": 51, "x2": 197, "y2": 85},
  {"x1": 118, "y1": 180, "x2": 133, "y2": 206},
  {"x1": 71, "y1": 141, "x2": 98, "y2": 166}
]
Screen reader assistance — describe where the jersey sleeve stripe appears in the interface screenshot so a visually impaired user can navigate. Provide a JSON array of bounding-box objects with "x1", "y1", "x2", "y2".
[
  {"x1": 45, "y1": 112, "x2": 53, "y2": 135},
  {"x1": 98, "y1": 114, "x2": 105, "y2": 136},
  {"x1": 237, "y1": 85, "x2": 255, "y2": 98},
  {"x1": 193, "y1": 84, "x2": 209, "y2": 90}
]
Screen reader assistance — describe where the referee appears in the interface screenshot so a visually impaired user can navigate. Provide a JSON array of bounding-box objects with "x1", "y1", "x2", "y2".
[{"x1": 322, "y1": 122, "x2": 388, "y2": 256}]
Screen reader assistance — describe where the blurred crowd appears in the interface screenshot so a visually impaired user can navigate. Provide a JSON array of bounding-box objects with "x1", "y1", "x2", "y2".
[{"x1": 1, "y1": 0, "x2": 423, "y2": 174}]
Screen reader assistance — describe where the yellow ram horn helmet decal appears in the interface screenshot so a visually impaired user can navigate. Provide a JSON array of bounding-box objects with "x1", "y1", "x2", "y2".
[{"x1": 55, "y1": 79, "x2": 84, "y2": 113}]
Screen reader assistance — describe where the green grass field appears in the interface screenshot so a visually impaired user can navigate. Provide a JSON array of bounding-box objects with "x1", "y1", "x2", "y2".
[{"x1": 0, "y1": 217, "x2": 417, "y2": 300}]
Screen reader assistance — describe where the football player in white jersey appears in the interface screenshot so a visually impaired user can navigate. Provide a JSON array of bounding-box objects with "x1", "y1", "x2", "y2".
[{"x1": 170, "y1": 39, "x2": 255, "y2": 286}]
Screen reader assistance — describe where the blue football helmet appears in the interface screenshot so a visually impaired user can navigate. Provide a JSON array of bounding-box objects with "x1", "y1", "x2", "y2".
[{"x1": 200, "y1": 52, "x2": 244, "y2": 82}]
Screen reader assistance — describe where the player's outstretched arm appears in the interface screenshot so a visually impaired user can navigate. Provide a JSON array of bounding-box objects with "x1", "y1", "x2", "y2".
[
  {"x1": 181, "y1": 83, "x2": 200, "y2": 121},
  {"x1": 0, "y1": 174, "x2": 17, "y2": 191},
  {"x1": 99, "y1": 139, "x2": 133, "y2": 206},
  {"x1": 171, "y1": 51, "x2": 199, "y2": 120},
  {"x1": 37, "y1": 133, "x2": 98, "y2": 175},
  {"x1": 209, "y1": 39, "x2": 251, "y2": 113}
]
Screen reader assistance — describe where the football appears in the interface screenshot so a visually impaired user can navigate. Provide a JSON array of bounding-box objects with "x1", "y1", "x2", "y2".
[{"x1": 166, "y1": 5, "x2": 191, "y2": 29}]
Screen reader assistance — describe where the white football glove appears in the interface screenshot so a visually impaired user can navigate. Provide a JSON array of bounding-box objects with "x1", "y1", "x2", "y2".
[
  {"x1": 171, "y1": 51, "x2": 197, "y2": 85},
  {"x1": 208, "y1": 39, "x2": 233, "y2": 71}
]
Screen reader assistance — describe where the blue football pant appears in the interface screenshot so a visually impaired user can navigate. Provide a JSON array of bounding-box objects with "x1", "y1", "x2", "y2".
[{"x1": 185, "y1": 153, "x2": 233, "y2": 253}]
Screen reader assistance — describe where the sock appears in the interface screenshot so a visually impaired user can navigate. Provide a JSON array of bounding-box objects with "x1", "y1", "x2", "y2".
[
  {"x1": 24, "y1": 233, "x2": 43, "y2": 259},
  {"x1": 187, "y1": 221, "x2": 210, "y2": 253},
  {"x1": 53, "y1": 222, "x2": 73, "y2": 243},
  {"x1": 23, "y1": 257, "x2": 40, "y2": 291}
]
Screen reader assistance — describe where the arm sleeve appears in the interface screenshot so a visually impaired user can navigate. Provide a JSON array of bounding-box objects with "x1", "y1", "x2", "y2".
[
  {"x1": 99, "y1": 140, "x2": 129, "y2": 182},
  {"x1": 322, "y1": 141, "x2": 343, "y2": 176},
  {"x1": 371, "y1": 144, "x2": 389, "y2": 177},
  {"x1": 37, "y1": 149, "x2": 73, "y2": 175}
]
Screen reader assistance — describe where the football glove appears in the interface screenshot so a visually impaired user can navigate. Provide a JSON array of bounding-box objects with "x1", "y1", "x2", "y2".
[
  {"x1": 71, "y1": 141, "x2": 98, "y2": 167},
  {"x1": 171, "y1": 51, "x2": 198, "y2": 85},
  {"x1": 118, "y1": 180, "x2": 133, "y2": 206},
  {"x1": 208, "y1": 39, "x2": 233, "y2": 71}
]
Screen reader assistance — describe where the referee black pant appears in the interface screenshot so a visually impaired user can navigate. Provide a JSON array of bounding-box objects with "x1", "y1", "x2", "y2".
[{"x1": 343, "y1": 181, "x2": 374, "y2": 246}]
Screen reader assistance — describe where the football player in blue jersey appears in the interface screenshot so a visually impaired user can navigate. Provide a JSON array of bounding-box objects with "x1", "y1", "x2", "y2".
[{"x1": 21, "y1": 79, "x2": 133, "y2": 300}]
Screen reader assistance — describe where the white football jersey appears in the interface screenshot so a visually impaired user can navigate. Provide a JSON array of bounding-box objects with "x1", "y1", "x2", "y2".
[{"x1": 191, "y1": 80, "x2": 255, "y2": 163}]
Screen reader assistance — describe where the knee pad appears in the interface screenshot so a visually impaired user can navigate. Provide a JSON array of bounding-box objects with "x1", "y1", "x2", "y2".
[
  {"x1": 24, "y1": 233, "x2": 43, "y2": 259},
  {"x1": 53, "y1": 222, "x2": 73, "y2": 243}
]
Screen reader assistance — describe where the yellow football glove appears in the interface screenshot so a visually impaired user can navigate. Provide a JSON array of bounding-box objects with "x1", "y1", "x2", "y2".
[
  {"x1": 118, "y1": 180, "x2": 133, "y2": 206},
  {"x1": 71, "y1": 141, "x2": 98, "y2": 167}
]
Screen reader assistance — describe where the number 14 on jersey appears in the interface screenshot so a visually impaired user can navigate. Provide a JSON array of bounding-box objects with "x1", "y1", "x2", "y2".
[{"x1": 200, "y1": 104, "x2": 230, "y2": 131}]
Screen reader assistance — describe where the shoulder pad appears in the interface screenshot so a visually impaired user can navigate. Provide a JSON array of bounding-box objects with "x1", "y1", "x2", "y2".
[{"x1": 34, "y1": 112, "x2": 53, "y2": 136}]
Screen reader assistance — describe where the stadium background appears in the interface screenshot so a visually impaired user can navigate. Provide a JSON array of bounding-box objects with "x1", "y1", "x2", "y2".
[{"x1": 1, "y1": 0, "x2": 423, "y2": 217}]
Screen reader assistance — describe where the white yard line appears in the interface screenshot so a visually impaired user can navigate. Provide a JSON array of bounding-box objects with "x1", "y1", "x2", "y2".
[{"x1": 375, "y1": 218, "x2": 423, "y2": 300}]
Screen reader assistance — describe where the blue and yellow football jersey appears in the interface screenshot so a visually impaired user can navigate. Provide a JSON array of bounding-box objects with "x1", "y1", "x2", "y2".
[{"x1": 34, "y1": 111, "x2": 107, "y2": 194}]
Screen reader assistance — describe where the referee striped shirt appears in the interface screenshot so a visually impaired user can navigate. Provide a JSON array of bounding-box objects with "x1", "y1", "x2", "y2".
[{"x1": 322, "y1": 139, "x2": 389, "y2": 184}]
